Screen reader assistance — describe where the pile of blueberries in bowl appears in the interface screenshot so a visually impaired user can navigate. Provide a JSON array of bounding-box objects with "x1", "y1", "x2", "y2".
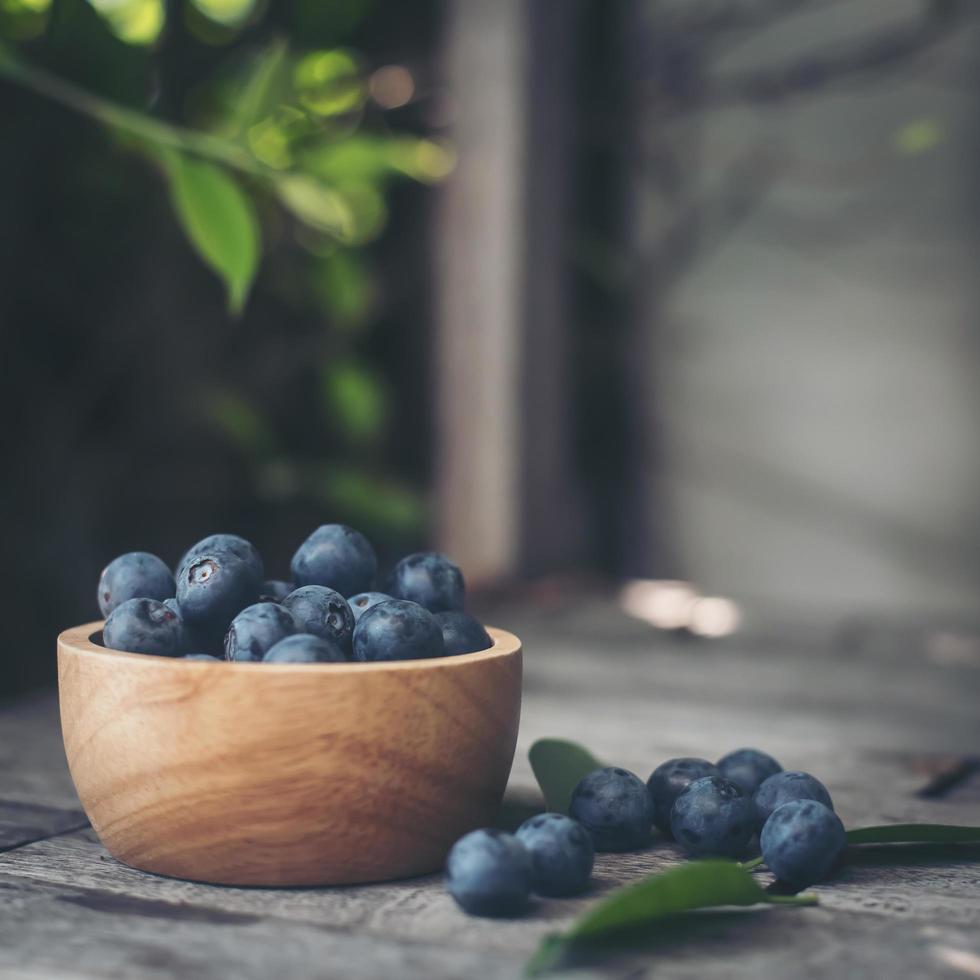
[
  {"x1": 97, "y1": 525, "x2": 494, "y2": 663},
  {"x1": 447, "y1": 747, "x2": 844, "y2": 916}
]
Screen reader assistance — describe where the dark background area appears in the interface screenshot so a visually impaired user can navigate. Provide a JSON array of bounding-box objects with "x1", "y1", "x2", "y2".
[{"x1": 3, "y1": 0, "x2": 980, "y2": 697}]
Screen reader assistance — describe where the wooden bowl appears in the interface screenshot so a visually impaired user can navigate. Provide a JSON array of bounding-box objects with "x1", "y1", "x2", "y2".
[{"x1": 57, "y1": 622, "x2": 522, "y2": 886}]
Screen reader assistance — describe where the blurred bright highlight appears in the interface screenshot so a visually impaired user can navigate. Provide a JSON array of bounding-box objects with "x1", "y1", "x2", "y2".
[
  {"x1": 87, "y1": 0, "x2": 164, "y2": 45},
  {"x1": 370, "y1": 65, "x2": 414, "y2": 109}
]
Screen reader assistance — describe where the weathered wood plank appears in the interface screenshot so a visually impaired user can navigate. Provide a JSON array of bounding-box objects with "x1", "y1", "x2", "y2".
[
  {"x1": 0, "y1": 871, "x2": 525, "y2": 980},
  {"x1": 0, "y1": 603, "x2": 978, "y2": 979},
  {"x1": 0, "y1": 693, "x2": 77, "y2": 809},
  {"x1": 0, "y1": 799, "x2": 86, "y2": 853},
  {"x1": 2, "y1": 834, "x2": 979, "y2": 979}
]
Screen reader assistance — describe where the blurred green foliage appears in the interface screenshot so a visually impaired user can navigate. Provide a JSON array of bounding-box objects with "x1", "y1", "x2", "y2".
[{"x1": 0, "y1": 0, "x2": 446, "y2": 541}]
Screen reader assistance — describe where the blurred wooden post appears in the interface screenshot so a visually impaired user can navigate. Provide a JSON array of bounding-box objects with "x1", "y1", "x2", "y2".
[{"x1": 436, "y1": 0, "x2": 582, "y2": 583}]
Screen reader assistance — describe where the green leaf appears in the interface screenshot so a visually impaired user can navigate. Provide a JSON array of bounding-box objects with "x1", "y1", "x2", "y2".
[
  {"x1": 163, "y1": 151, "x2": 259, "y2": 314},
  {"x1": 846, "y1": 824, "x2": 980, "y2": 845},
  {"x1": 275, "y1": 174, "x2": 353, "y2": 236},
  {"x1": 528, "y1": 738, "x2": 603, "y2": 815},
  {"x1": 526, "y1": 861, "x2": 816, "y2": 976},
  {"x1": 230, "y1": 38, "x2": 289, "y2": 138},
  {"x1": 205, "y1": 389, "x2": 276, "y2": 456},
  {"x1": 321, "y1": 361, "x2": 386, "y2": 443}
]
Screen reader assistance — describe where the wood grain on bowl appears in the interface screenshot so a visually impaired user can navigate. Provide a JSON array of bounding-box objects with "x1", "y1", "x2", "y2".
[{"x1": 57, "y1": 623, "x2": 522, "y2": 886}]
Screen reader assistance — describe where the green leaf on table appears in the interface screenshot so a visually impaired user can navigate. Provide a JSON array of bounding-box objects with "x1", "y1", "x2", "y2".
[
  {"x1": 529, "y1": 738, "x2": 603, "y2": 815},
  {"x1": 163, "y1": 151, "x2": 259, "y2": 314},
  {"x1": 525, "y1": 860, "x2": 816, "y2": 976},
  {"x1": 846, "y1": 824, "x2": 980, "y2": 845}
]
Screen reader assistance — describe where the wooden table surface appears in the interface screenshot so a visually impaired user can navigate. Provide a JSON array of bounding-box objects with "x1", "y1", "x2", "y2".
[{"x1": 2, "y1": 599, "x2": 979, "y2": 979}]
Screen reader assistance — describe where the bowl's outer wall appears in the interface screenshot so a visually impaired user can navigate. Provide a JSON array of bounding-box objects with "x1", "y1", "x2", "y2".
[{"x1": 58, "y1": 624, "x2": 522, "y2": 886}]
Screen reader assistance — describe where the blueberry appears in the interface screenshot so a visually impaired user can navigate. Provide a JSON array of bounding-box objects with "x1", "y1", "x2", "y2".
[
  {"x1": 445, "y1": 829, "x2": 533, "y2": 917},
  {"x1": 263, "y1": 634, "x2": 347, "y2": 663},
  {"x1": 352, "y1": 599, "x2": 444, "y2": 662},
  {"x1": 224, "y1": 602, "x2": 297, "y2": 662},
  {"x1": 179, "y1": 534, "x2": 264, "y2": 584},
  {"x1": 434, "y1": 611, "x2": 492, "y2": 656},
  {"x1": 348, "y1": 591, "x2": 393, "y2": 622},
  {"x1": 259, "y1": 579, "x2": 293, "y2": 603},
  {"x1": 97, "y1": 552, "x2": 175, "y2": 617},
  {"x1": 183, "y1": 653, "x2": 221, "y2": 661},
  {"x1": 290, "y1": 524, "x2": 377, "y2": 596},
  {"x1": 647, "y1": 757, "x2": 721, "y2": 836},
  {"x1": 164, "y1": 597, "x2": 218, "y2": 656},
  {"x1": 387, "y1": 552, "x2": 464, "y2": 613},
  {"x1": 670, "y1": 775, "x2": 756, "y2": 858},
  {"x1": 716, "y1": 748, "x2": 783, "y2": 794},
  {"x1": 282, "y1": 586, "x2": 354, "y2": 653},
  {"x1": 754, "y1": 771, "x2": 834, "y2": 830},
  {"x1": 103, "y1": 598, "x2": 182, "y2": 657},
  {"x1": 515, "y1": 813, "x2": 594, "y2": 896},
  {"x1": 176, "y1": 548, "x2": 260, "y2": 637},
  {"x1": 760, "y1": 799, "x2": 846, "y2": 888},
  {"x1": 569, "y1": 767, "x2": 654, "y2": 852}
]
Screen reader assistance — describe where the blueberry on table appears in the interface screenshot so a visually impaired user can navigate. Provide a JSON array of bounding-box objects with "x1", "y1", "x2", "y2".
[
  {"x1": 259, "y1": 580, "x2": 293, "y2": 603},
  {"x1": 434, "y1": 611, "x2": 492, "y2": 656},
  {"x1": 263, "y1": 634, "x2": 347, "y2": 663},
  {"x1": 569, "y1": 767, "x2": 654, "y2": 852},
  {"x1": 647, "y1": 757, "x2": 721, "y2": 836},
  {"x1": 282, "y1": 586, "x2": 355, "y2": 652},
  {"x1": 348, "y1": 591, "x2": 393, "y2": 622},
  {"x1": 445, "y1": 829, "x2": 533, "y2": 917},
  {"x1": 515, "y1": 813, "x2": 594, "y2": 897},
  {"x1": 97, "y1": 552, "x2": 175, "y2": 617},
  {"x1": 290, "y1": 524, "x2": 377, "y2": 597},
  {"x1": 183, "y1": 653, "x2": 221, "y2": 661},
  {"x1": 716, "y1": 747, "x2": 783, "y2": 795},
  {"x1": 387, "y1": 552, "x2": 464, "y2": 613},
  {"x1": 754, "y1": 771, "x2": 834, "y2": 830},
  {"x1": 176, "y1": 548, "x2": 260, "y2": 635},
  {"x1": 179, "y1": 534, "x2": 264, "y2": 584},
  {"x1": 670, "y1": 775, "x2": 756, "y2": 858},
  {"x1": 224, "y1": 602, "x2": 297, "y2": 662},
  {"x1": 760, "y1": 799, "x2": 845, "y2": 888},
  {"x1": 352, "y1": 599, "x2": 444, "y2": 662},
  {"x1": 103, "y1": 598, "x2": 183, "y2": 657}
]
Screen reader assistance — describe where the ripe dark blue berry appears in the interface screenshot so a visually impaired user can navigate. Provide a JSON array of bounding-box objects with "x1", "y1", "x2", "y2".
[
  {"x1": 387, "y1": 552, "x2": 464, "y2": 613},
  {"x1": 176, "y1": 548, "x2": 260, "y2": 638},
  {"x1": 515, "y1": 813, "x2": 594, "y2": 896},
  {"x1": 180, "y1": 534, "x2": 264, "y2": 585},
  {"x1": 352, "y1": 599, "x2": 444, "y2": 662},
  {"x1": 647, "y1": 757, "x2": 721, "y2": 836},
  {"x1": 445, "y1": 829, "x2": 533, "y2": 917},
  {"x1": 569, "y1": 767, "x2": 654, "y2": 852},
  {"x1": 290, "y1": 524, "x2": 377, "y2": 597},
  {"x1": 754, "y1": 771, "x2": 834, "y2": 830},
  {"x1": 282, "y1": 586, "x2": 354, "y2": 653},
  {"x1": 717, "y1": 748, "x2": 783, "y2": 794},
  {"x1": 224, "y1": 602, "x2": 297, "y2": 662},
  {"x1": 164, "y1": 597, "x2": 217, "y2": 656},
  {"x1": 259, "y1": 579, "x2": 293, "y2": 603},
  {"x1": 670, "y1": 775, "x2": 756, "y2": 858},
  {"x1": 760, "y1": 799, "x2": 845, "y2": 888},
  {"x1": 103, "y1": 598, "x2": 182, "y2": 657},
  {"x1": 98, "y1": 552, "x2": 175, "y2": 617},
  {"x1": 263, "y1": 634, "x2": 347, "y2": 663},
  {"x1": 434, "y1": 611, "x2": 492, "y2": 656},
  {"x1": 348, "y1": 591, "x2": 393, "y2": 622}
]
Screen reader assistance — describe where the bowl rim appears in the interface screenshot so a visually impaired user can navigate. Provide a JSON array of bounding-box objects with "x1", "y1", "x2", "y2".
[{"x1": 58, "y1": 621, "x2": 521, "y2": 673}]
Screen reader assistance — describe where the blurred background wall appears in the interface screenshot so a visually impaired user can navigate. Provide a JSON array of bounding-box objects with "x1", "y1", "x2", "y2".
[{"x1": 2, "y1": 0, "x2": 979, "y2": 697}]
